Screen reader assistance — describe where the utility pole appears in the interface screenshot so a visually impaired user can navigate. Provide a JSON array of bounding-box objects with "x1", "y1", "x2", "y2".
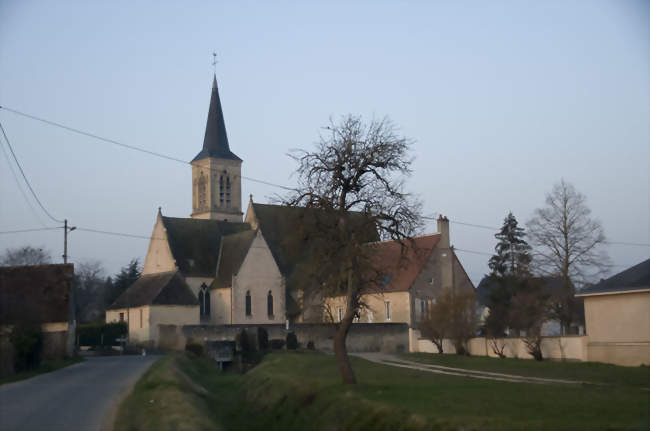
[{"x1": 63, "y1": 219, "x2": 76, "y2": 264}]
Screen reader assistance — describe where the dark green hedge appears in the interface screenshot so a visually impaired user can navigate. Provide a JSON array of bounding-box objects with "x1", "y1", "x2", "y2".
[{"x1": 77, "y1": 322, "x2": 127, "y2": 346}]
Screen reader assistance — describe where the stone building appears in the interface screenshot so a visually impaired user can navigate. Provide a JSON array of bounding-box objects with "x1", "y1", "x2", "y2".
[
  {"x1": 107, "y1": 75, "x2": 475, "y2": 349},
  {"x1": 324, "y1": 216, "x2": 475, "y2": 327}
]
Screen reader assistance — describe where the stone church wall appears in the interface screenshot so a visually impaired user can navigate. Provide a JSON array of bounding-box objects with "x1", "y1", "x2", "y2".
[{"x1": 157, "y1": 322, "x2": 409, "y2": 353}]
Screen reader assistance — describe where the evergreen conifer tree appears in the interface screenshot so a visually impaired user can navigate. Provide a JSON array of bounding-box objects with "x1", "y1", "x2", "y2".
[{"x1": 488, "y1": 212, "x2": 532, "y2": 277}]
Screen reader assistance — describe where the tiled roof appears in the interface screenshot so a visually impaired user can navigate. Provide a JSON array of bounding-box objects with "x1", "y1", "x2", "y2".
[
  {"x1": 0, "y1": 264, "x2": 74, "y2": 324},
  {"x1": 162, "y1": 216, "x2": 250, "y2": 277},
  {"x1": 366, "y1": 234, "x2": 441, "y2": 292},
  {"x1": 213, "y1": 230, "x2": 257, "y2": 289},
  {"x1": 251, "y1": 203, "x2": 380, "y2": 276},
  {"x1": 578, "y1": 258, "x2": 650, "y2": 295},
  {"x1": 108, "y1": 271, "x2": 197, "y2": 309}
]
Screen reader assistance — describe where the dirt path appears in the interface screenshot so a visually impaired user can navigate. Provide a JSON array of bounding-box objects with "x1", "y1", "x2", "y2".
[{"x1": 354, "y1": 352, "x2": 594, "y2": 385}]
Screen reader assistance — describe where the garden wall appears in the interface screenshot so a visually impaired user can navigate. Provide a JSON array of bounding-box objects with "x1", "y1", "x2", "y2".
[
  {"x1": 157, "y1": 322, "x2": 409, "y2": 353},
  {"x1": 414, "y1": 331, "x2": 588, "y2": 361}
]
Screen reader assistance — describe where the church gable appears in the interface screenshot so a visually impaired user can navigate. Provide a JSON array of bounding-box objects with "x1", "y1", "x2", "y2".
[
  {"x1": 232, "y1": 230, "x2": 285, "y2": 324},
  {"x1": 142, "y1": 211, "x2": 177, "y2": 275},
  {"x1": 213, "y1": 229, "x2": 257, "y2": 289}
]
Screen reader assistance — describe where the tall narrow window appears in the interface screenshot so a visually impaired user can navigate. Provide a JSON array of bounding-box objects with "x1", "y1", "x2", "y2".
[
  {"x1": 198, "y1": 290, "x2": 205, "y2": 316},
  {"x1": 337, "y1": 307, "x2": 343, "y2": 322},
  {"x1": 219, "y1": 176, "x2": 224, "y2": 206},
  {"x1": 139, "y1": 309, "x2": 143, "y2": 328},
  {"x1": 420, "y1": 299, "x2": 426, "y2": 316},
  {"x1": 267, "y1": 291, "x2": 274, "y2": 317},
  {"x1": 199, "y1": 283, "x2": 210, "y2": 317},
  {"x1": 385, "y1": 301, "x2": 391, "y2": 321},
  {"x1": 119, "y1": 312, "x2": 124, "y2": 322},
  {"x1": 198, "y1": 173, "x2": 207, "y2": 209},
  {"x1": 226, "y1": 177, "x2": 231, "y2": 208},
  {"x1": 245, "y1": 291, "x2": 252, "y2": 316}
]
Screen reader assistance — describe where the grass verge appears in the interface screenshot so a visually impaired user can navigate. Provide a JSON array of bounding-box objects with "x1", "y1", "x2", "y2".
[
  {"x1": 400, "y1": 352, "x2": 650, "y2": 387},
  {"x1": 115, "y1": 352, "x2": 649, "y2": 431},
  {"x1": 0, "y1": 356, "x2": 84, "y2": 386}
]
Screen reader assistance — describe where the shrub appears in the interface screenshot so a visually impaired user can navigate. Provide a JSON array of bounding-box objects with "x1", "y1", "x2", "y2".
[
  {"x1": 257, "y1": 327, "x2": 269, "y2": 350},
  {"x1": 10, "y1": 325, "x2": 43, "y2": 372},
  {"x1": 286, "y1": 332, "x2": 298, "y2": 350},
  {"x1": 185, "y1": 342, "x2": 204, "y2": 357},
  {"x1": 307, "y1": 340, "x2": 315, "y2": 350},
  {"x1": 237, "y1": 329, "x2": 251, "y2": 353},
  {"x1": 270, "y1": 339, "x2": 285, "y2": 350},
  {"x1": 77, "y1": 321, "x2": 127, "y2": 346}
]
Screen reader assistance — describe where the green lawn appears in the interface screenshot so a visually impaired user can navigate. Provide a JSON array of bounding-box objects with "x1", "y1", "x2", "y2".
[
  {"x1": 400, "y1": 352, "x2": 650, "y2": 388},
  {"x1": 0, "y1": 356, "x2": 84, "y2": 386},
  {"x1": 115, "y1": 352, "x2": 649, "y2": 431}
]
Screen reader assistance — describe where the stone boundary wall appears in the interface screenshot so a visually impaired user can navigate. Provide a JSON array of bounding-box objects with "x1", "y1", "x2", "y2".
[
  {"x1": 414, "y1": 331, "x2": 588, "y2": 361},
  {"x1": 157, "y1": 322, "x2": 409, "y2": 353}
]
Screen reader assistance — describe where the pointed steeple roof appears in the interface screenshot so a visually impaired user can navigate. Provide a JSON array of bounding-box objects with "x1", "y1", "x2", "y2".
[{"x1": 192, "y1": 75, "x2": 242, "y2": 162}]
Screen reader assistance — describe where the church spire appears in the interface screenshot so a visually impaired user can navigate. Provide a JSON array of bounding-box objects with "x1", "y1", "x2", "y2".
[{"x1": 191, "y1": 74, "x2": 241, "y2": 162}]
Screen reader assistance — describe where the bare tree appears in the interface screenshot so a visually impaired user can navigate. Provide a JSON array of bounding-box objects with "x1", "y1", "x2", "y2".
[
  {"x1": 1, "y1": 246, "x2": 52, "y2": 266},
  {"x1": 527, "y1": 180, "x2": 609, "y2": 331},
  {"x1": 419, "y1": 291, "x2": 453, "y2": 354},
  {"x1": 448, "y1": 290, "x2": 480, "y2": 355},
  {"x1": 508, "y1": 281, "x2": 549, "y2": 361},
  {"x1": 74, "y1": 260, "x2": 107, "y2": 323},
  {"x1": 285, "y1": 115, "x2": 421, "y2": 384}
]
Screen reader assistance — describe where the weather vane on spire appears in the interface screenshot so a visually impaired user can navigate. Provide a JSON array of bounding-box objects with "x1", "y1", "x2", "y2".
[{"x1": 212, "y1": 52, "x2": 218, "y2": 75}]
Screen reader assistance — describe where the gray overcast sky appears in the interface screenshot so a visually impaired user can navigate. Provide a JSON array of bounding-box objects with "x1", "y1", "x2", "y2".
[{"x1": 1, "y1": 0, "x2": 648, "y2": 285}]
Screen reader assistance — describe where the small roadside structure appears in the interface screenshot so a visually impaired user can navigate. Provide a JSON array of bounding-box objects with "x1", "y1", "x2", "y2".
[
  {"x1": 0, "y1": 264, "x2": 76, "y2": 375},
  {"x1": 105, "y1": 270, "x2": 199, "y2": 346},
  {"x1": 576, "y1": 258, "x2": 650, "y2": 366}
]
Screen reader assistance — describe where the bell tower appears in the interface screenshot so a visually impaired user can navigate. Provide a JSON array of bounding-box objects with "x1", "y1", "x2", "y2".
[{"x1": 191, "y1": 75, "x2": 243, "y2": 221}]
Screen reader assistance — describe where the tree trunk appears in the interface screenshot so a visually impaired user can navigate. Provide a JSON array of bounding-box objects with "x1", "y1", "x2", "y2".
[{"x1": 334, "y1": 316, "x2": 356, "y2": 384}]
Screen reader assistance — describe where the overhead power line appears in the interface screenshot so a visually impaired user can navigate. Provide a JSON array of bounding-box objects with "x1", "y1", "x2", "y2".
[
  {"x1": 0, "y1": 121, "x2": 63, "y2": 223},
  {"x1": 1, "y1": 106, "x2": 648, "y2": 248},
  {"x1": 0, "y1": 105, "x2": 293, "y2": 191},
  {"x1": 0, "y1": 227, "x2": 60, "y2": 235}
]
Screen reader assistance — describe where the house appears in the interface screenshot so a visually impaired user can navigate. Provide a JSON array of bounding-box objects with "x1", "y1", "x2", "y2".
[
  {"x1": 575, "y1": 258, "x2": 650, "y2": 366},
  {"x1": 325, "y1": 216, "x2": 475, "y2": 328},
  {"x1": 0, "y1": 264, "x2": 76, "y2": 375}
]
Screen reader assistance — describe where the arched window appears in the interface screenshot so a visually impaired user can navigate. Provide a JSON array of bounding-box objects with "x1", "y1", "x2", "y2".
[
  {"x1": 219, "y1": 176, "x2": 224, "y2": 206},
  {"x1": 198, "y1": 173, "x2": 207, "y2": 209},
  {"x1": 226, "y1": 177, "x2": 231, "y2": 208},
  {"x1": 198, "y1": 290, "x2": 205, "y2": 316},
  {"x1": 267, "y1": 291, "x2": 273, "y2": 317},
  {"x1": 245, "y1": 291, "x2": 252, "y2": 316},
  {"x1": 199, "y1": 283, "x2": 210, "y2": 317}
]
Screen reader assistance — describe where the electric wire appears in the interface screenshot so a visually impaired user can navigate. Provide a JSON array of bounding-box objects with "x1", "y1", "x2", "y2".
[
  {"x1": 0, "y1": 120, "x2": 63, "y2": 223},
  {"x1": 0, "y1": 133, "x2": 48, "y2": 227},
  {"x1": 1, "y1": 106, "x2": 648, "y2": 247},
  {"x1": 0, "y1": 105, "x2": 294, "y2": 191}
]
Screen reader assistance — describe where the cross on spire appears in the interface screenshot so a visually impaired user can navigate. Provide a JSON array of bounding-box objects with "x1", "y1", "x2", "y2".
[{"x1": 212, "y1": 52, "x2": 218, "y2": 74}]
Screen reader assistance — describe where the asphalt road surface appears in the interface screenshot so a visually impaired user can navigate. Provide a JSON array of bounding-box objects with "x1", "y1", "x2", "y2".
[{"x1": 0, "y1": 355, "x2": 159, "y2": 431}]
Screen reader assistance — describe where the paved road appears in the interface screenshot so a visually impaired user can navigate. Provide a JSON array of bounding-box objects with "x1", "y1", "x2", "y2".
[{"x1": 0, "y1": 355, "x2": 160, "y2": 431}]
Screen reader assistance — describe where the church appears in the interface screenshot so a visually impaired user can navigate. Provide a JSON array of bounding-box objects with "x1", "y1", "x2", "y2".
[{"x1": 106, "y1": 75, "x2": 475, "y2": 348}]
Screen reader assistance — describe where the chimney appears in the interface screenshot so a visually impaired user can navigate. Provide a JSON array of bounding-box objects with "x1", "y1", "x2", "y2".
[{"x1": 437, "y1": 215, "x2": 450, "y2": 248}]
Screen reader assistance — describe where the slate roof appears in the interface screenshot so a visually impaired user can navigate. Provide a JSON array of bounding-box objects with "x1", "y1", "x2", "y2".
[
  {"x1": 162, "y1": 216, "x2": 250, "y2": 277},
  {"x1": 108, "y1": 271, "x2": 197, "y2": 309},
  {"x1": 366, "y1": 234, "x2": 441, "y2": 292},
  {"x1": 192, "y1": 75, "x2": 241, "y2": 162},
  {"x1": 212, "y1": 229, "x2": 257, "y2": 289},
  {"x1": 0, "y1": 264, "x2": 74, "y2": 325},
  {"x1": 250, "y1": 203, "x2": 380, "y2": 276},
  {"x1": 577, "y1": 259, "x2": 650, "y2": 296}
]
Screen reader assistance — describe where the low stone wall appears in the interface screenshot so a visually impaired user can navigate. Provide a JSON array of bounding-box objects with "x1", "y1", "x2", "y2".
[
  {"x1": 158, "y1": 322, "x2": 409, "y2": 353},
  {"x1": 415, "y1": 332, "x2": 588, "y2": 361}
]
